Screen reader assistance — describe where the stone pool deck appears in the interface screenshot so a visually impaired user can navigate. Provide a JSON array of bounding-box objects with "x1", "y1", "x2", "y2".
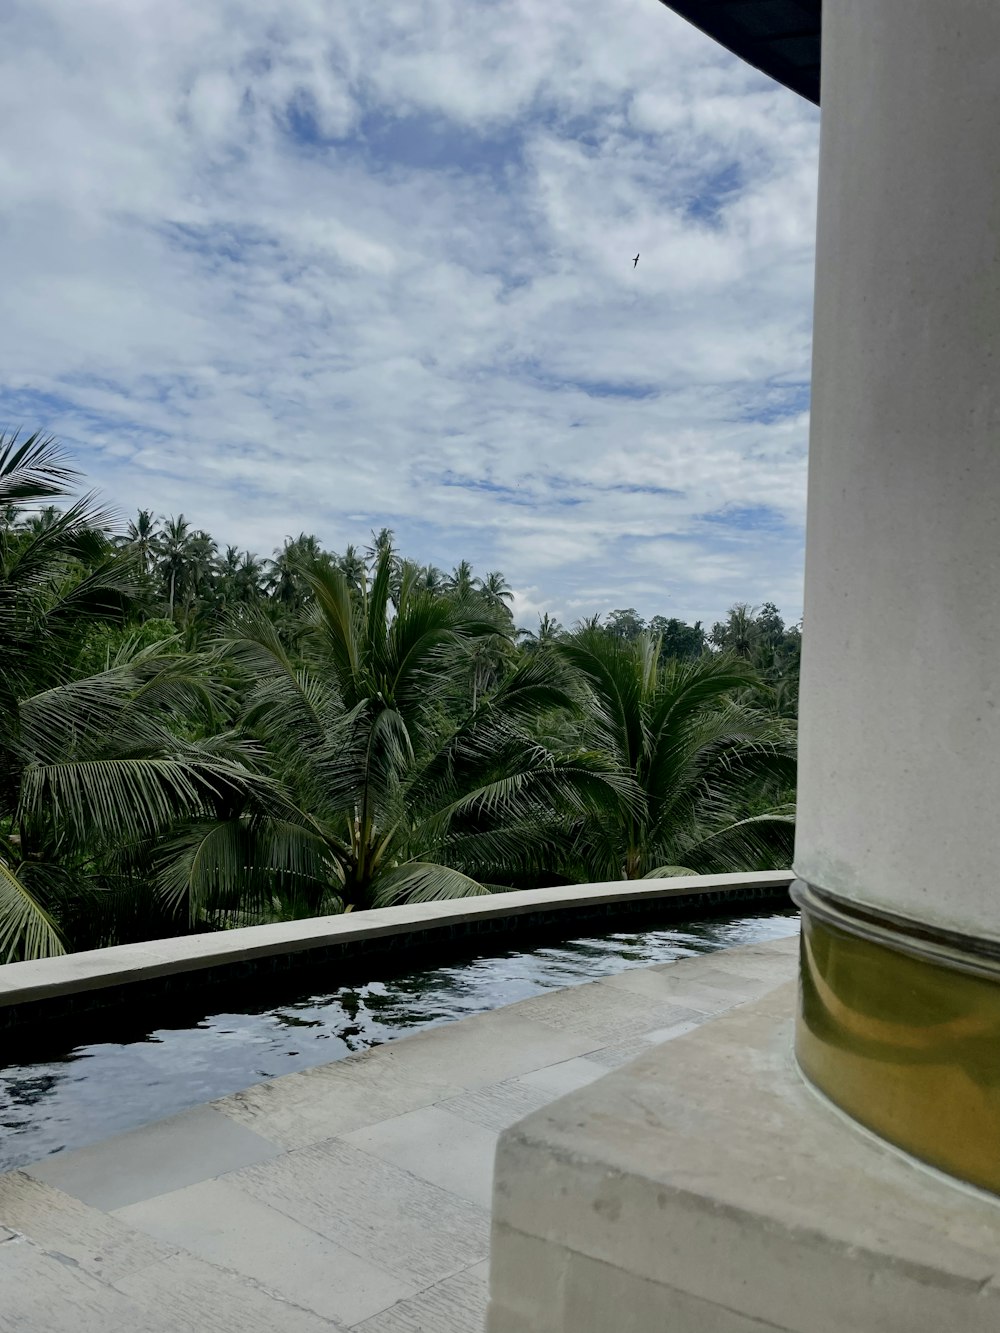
[{"x1": 0, "y1": 934, "x2": 798, "y2": 1332}]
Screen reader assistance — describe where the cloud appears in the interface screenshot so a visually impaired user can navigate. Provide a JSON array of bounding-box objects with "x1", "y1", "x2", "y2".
[{"x1": 0, "y1": 0, "x2": 818, "y2": 628}]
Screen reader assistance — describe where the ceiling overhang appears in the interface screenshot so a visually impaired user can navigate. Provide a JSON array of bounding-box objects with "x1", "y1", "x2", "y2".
[{"x1": 658, "y1": 1, "x2": 821, "y2": 105}]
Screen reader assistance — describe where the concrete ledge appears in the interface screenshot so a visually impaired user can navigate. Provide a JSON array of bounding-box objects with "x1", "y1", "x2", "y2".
[
  {"x1": 0, "y1": 871, "x2": 792, "y2": 1019},
  {"x1": 488, "y1": 981, "x2": 1000, "y2": 1333}
]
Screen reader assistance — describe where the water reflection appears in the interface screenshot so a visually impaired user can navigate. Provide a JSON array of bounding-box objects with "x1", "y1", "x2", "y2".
[{"x1": 0, "y1": 909, "x2": 796, "y2": 1171}]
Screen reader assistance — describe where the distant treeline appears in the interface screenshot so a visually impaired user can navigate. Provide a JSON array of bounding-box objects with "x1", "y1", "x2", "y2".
[{"x1": 1, "y1": 431, "x2": 797, "y2": 962}]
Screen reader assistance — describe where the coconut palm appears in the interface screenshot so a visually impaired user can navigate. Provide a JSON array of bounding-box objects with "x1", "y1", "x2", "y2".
[
  {"x1": 420, "y1": 563, "x2": 446, "y2": 594},
  {"x1": 479, "y1": 570, "x2": 514, "y2": 613},
  {"x1": 710, "y1": 602, "x2": 758, "y2": 660},
  {"x1": 393, "y1": 561, "x2": 447, "y2": 599},
  {"x1": 234, "y1": 551, "x2": 265, "y2": 604},
  {"x1": 0, "y1": 434, "x2": 280, "y2": 960},
  {"x1": 365, "y1": 527, "x2": 395, "y2": 569},
  {"x1": 123, "y1": 509, "x2": 158, "y2": 576},
  {"x1": 0, "y1": 432, "x2": 128, "y2": 705},
  {"x1": 557, "y1": 628, "x2": 795, "y2": 880},
  {"x1": 220, "y1": 549, "x2": 625, "y2": 911},
  {"x1": 216, "y1": 546, "x2": 262, "y2": 608},
  {"x1": 183, "y1": 531, "x2": 219, "y2": 606},
  {"x1": 2, "y1": 640, "x2": 290, "y2": 959},
  {"x1": 220, "y1": 544, "x2": 242, "y2": 580},
  {"x1": 337, "y1": 544, "x2": 366, "y2": 595},
  {"x1": 574, "y1": 613, "x2": 603, "y2": 633},
  {"x1": 265, "y1": 533, "x2": 331, "y2": 612},
  {"x1": 446, "y1": 559, "x2": 476, "y2": 599},
  {"x1": 518, "y1": 612, "x2": 565, "y2": 651},
  {"x1": 26, "y1": 505, "x2": 61, "y2": 534},
  {"x1": 156, "y1": 514, "x2": 192, "y2": 618}
]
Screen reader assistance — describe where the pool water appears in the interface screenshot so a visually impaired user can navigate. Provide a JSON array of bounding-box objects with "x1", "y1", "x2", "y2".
[{"x1": 0, "y1": 908, "x2": 797, "y2": 1172}]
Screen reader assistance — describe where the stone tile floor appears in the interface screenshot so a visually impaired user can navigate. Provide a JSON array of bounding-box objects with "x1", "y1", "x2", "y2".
[{"x1": 0, "y1": 935, "x2": 798, "y2": 1332}]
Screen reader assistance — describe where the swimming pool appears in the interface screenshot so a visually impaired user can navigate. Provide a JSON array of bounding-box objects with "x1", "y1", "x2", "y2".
[{"x1": 0, "y1": 907, "x2": 797, "y2": 1172}]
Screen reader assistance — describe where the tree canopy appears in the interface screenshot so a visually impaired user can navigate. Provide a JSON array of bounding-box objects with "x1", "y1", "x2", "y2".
[{"x1": 0, "y1": 431, "x2": 800, "y2": 960}]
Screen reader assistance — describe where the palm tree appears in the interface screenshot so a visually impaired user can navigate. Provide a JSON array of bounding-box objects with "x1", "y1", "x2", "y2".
[
  {"x1": 182, "y1": 530, "x2": 219, "y2": 610},
  {"x1": 420, "y1": 564, "x2": 446, "y2": 594},
  {"x1": 337, "y1": 544, "x2": 366, "y2": 595},
  {"x1": 395, "y1": 561, "x2": 447, "y2": 598},
  {"x1": 0, "y1": 434, "x2": 276, "y2": 960},
  {"x1": 574, "y1": 613, "x2": 603, "y2": 633},
  {"x1": 235, "y1": 551, "x2": 264, "y2": 604},
  {"x1": 465, "y1": 622, "x2": 518, "y2": 714},
  {"x1": 123, "y1": 509, "x2": 158, "y2": 576},
  {"x1": 479, "y1": 570, "x2": 514, "y2": 615},
  {"x1": 220, "y1": 544, "x2": 242, "y2": 580},
  {"x1": 4, "y1": 641, "x2": 290, "y2": 958},
  {"x1": 711, "y1": 603, "x2": 758, "y2": 660},
  {"x1": 365, "y1": 527, "x2": 395, "y2": 570},
  {"x1": 265, "y1": 533, "x2": 330, "y2": 611},
  {"x1": 217, "y1": 546, "x2": 262, "y2": 608},
  {"x1": 557, "y1": 628, "x2": 795, "y2": 880},
  {"x1": 26, "y1": 505, "x2": 60, "y2": 534},
  {"x1": 221, "y1": 549, "x2": 623, "y2": 911},
  {"x1": 518, "y1": 612, "x2": 564, "y2": 651},
  {"x1": 157, "y1": 515, "x2": 192, "y2": 619},
  {"x1": 0, "y1": 431, "x2": 127, "y2": 706},
  {"x1": 447, "y1": 559, "x2": 476, "y2": 599}
]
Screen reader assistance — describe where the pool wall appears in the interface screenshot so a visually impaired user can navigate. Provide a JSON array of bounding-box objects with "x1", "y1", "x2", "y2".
[{"x1": 0, "y1": 871, "x2": 793, "y2": 1032}]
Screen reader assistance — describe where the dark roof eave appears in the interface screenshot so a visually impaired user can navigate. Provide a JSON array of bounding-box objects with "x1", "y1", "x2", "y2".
[{"x1": 657, "y1": 0, "x2": 821, "y2": 106}]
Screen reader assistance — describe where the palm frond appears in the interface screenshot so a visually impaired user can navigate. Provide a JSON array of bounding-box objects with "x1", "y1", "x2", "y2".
[
  {"x1": 18, "y1": 752, "x2": 277, "y2": 846},
  {"x1": 0, "y1": 430, "x2": 79, "y2": 505},
  {"x1": 372, "y1": 860, "x2": 492, "y2": 907},
  {"x1": 17, "y1": 671, "x2": 135, "y2": 764},
  {"x1": 0, "y1": 852, "x2": 66, "y2": 962},
  {"x1": 677, "y1": 808, "x2": 796, "y2": 873},
  {"x1": 154, "y1": 814, "x2": 335, "y2": 924},
  {"x1": 306, "y1": 563, "x2": 362, "y2": 691}
]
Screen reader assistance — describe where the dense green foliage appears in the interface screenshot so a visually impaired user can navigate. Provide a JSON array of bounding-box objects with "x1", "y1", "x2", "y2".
[{"x1": 0, "y1": 432, "x2": 799, "y2": 960}]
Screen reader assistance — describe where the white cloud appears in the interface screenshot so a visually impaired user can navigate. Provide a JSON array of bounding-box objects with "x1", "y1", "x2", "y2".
[{"x1": 0, "y1": 0, "x2": 819, "y2": 627}]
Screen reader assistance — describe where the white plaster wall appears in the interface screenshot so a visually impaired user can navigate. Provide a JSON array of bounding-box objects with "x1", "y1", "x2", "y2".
[{"x1": 794, "y1": 0, "x2": 1000, "y2": 939}]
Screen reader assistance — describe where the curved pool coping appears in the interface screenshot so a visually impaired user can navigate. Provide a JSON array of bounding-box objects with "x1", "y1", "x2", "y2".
[{"x1": 0, "y1": 870, "x2": 793, "y2": 1025}]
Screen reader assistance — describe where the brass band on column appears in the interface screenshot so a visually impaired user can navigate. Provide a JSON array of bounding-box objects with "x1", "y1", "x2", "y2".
[{"x1": 793, "y1": 880, "x2": 1000, "y2": 1197}]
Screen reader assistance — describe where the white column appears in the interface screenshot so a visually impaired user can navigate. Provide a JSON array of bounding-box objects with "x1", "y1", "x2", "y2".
[{"x1": 795, "y1": 0, "x2": 1000, "y2": 943}]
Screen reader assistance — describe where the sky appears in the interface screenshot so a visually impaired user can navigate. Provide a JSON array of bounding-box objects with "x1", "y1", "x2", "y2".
[{"x1": 0, "y1": 0, "x2": 819, "y2": 631}]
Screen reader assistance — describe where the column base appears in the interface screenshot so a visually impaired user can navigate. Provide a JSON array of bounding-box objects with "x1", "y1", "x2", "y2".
[
  {"x1": 794, "y1": 879, "x2": 1000, "y2": 1196},
  {"x1": 489, "y1": 982, "x2": 1000, "y2": 1333}
]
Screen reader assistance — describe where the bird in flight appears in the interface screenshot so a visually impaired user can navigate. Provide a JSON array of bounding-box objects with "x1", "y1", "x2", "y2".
[{"x1": 632, "y1": 253, "x2": 640, "y2": 268}]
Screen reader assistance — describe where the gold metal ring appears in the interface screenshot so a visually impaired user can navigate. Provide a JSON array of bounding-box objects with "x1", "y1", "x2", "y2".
[{"x1": 793, "y1": 880, "x2": 1000, "y2": 1196}]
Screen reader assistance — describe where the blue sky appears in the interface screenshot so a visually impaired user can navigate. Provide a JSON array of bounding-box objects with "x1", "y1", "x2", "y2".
[{"x1": 0, "y1": 0, "x2": 819, "y2": 629}]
